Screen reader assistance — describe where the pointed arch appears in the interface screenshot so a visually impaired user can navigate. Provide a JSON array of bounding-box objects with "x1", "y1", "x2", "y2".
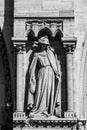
[
  {"x1": 38, "y1": 27, "x2": 52, "y2": 40},
  {"x1": 27, "y1": 29, "x2": 35, "y2": 41},
  {"x1": 54, "y1": 29, "x2": 63, "y2": 41}
]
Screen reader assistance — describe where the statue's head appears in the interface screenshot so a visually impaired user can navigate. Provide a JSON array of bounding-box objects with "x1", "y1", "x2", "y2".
[
  {"x1": 38, "y1": 36, "x2": 50, "y2": 45},
  {"x1": 38, "y1": 36, "x2": 50, "y2": 51}
]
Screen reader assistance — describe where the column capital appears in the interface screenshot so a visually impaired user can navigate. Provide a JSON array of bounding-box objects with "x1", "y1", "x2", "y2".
[
  {"x1": 62, "y1": 37, "x2": 77, "y2": 53},
  {"x1": 12, "y1": 37, "x2": 27, "y2": 51}
]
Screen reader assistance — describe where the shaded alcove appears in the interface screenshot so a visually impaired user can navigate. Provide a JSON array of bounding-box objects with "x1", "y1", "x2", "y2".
[
  {"x1": 38, "y1": 27, "x2": 52, "y2": 40},
  {"x1": 25, "y1": 27, "x2": 67, "y2": 117}
]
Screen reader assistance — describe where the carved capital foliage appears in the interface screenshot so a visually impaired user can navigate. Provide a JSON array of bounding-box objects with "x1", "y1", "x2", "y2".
[
  {"x1": 62, "y1": 37, "x2": 77, "y2": 53},
  {"x1": 63, "y1": 43, "x2": 76, "y2": 53},
  {"x1": 13, "y1": 43, "x2": 26, "y2": 53},
  {"x1": 25, "y1": 19, "x2": 63, "y2": 38}
]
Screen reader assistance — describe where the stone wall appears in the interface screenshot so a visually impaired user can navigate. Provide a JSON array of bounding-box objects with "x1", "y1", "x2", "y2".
[
  {"x1": 74, "y1": 0, "x2": 87, "y2": 120},
  {"x1": 14, "y1": 0, "x2": 74, "y2": 17}
]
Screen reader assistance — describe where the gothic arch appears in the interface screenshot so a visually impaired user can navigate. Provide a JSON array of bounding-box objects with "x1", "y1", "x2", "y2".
[{"x1": 37, "y1": 27, "x2": 52, "y2": 39}]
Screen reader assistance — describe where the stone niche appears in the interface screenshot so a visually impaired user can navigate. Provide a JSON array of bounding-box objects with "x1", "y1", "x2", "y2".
[{"x1": 12, "y1": 18, "x2": 86, "y2": 130}]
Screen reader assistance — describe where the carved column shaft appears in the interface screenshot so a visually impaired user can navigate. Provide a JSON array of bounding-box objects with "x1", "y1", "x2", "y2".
[
  {"x1": 63, "y1": 38, "x2": 76, "y2": 117},
  {"x1": 16, "y1": 46, "x2": 23, "y2": 111},
  {"x1": 14, "y1": 43, "x2": 26, "y2": 112},
  {"x1": 12, "y1": 37, "x2": 27, "y2": 121},
  {"x1": 66, "y1": 46, "x2": 73, "y2": 111}
]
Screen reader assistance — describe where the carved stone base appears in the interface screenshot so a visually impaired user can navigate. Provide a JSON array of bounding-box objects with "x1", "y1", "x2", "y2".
[
  {"x1": 64, "y1": 111, "x2": 75, "y2": 118},
  {"x1": 13, "y1": 118, "x2": 78, "y2": 130},
  {"x1": 13, "y1": 114, "x2": 86, "y2": 130},
  {"x1": 13, "y1": 112, "x2": 26, "y2": 121}
]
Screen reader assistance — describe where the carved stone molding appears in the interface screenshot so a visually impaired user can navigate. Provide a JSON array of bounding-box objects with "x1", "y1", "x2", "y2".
[
  {"x1": 13, "y1": 118, "x2": 86, "y2": 129},
  {"x1": 13, "y1": 118, "x2": 77, "y2": 128},
  {"x1": 25, "y1": 19, "x2": 63, "y2": 38}
]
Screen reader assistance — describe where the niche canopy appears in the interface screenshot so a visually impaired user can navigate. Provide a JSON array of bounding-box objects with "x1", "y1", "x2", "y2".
[{"x1": 25, "y1": 19, "x2": 63, "y2": 40}]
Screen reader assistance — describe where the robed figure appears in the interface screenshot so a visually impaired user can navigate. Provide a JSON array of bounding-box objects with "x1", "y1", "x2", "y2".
[{"x1": 27, "y1": 36, "x2": 61, "y2": 119}]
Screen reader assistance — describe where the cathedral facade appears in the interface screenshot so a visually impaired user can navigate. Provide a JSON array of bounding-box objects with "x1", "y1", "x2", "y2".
[{"x1": 0, "y1": 0, "x2": 87, "y2": 130}]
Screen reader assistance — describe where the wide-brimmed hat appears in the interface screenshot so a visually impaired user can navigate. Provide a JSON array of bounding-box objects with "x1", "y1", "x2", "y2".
[{"x1": 38, "y1": 36, "x2": 50, "y2": 45}]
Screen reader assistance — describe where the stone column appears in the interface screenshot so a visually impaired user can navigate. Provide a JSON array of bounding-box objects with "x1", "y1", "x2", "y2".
[
  {"x1": 12, "y1": 37, "x2": 27, "y2": 121},
  {"x1": 16, "y1": 44, "x2": 24, "y2": 111},
  {"x1": 62, "y1": 37, "x2": 77, "y2": 118},
  {"x1": 65, "y1": 44, "x2": 74, "y2": 111}
]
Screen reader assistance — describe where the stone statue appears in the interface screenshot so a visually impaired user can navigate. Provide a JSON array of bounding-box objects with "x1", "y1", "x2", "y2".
[{"x1": 27, "y1": 36, "x2": 61, "y2": 119}]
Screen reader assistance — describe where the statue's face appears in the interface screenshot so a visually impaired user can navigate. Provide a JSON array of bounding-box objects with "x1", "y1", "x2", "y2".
[{"x1": 40, "y1": 44, "x2": 47, "y2": 50}]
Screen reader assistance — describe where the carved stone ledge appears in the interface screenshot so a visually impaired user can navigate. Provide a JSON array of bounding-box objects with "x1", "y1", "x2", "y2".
[
  {"x1": 13, "y1": 118, "x2": 78, "y2": 128},
  {"x1": 28, "y1": 118, "x2": 77, "y2": 128},
  {"x1": 12, "y1": 37, "x2": 27, "y2": 42},
  {"x1": 13, "y1": 116, "x2": 86, "y2": 129}
]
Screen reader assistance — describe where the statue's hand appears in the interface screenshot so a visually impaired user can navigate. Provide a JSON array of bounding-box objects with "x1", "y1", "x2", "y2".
[
  {"x1": 56, "y1": 75, "x2": 60, "y2": 80},
  {"x1": 30, "y1": 82, "x2": 36, "y2": 94},
  {"x1": 30, "y1": 77, "x2": 36, "y2": 94}
]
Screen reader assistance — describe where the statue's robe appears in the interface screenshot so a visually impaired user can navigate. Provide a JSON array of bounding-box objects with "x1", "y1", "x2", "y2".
[{"x1": 27, "y1": 49, "x2": 61, "y2": 118}]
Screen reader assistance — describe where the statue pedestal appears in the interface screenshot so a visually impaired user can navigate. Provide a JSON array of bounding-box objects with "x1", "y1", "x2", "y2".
[
  {"x1": 13, "y1": 117, "x2": 86, "y2": 130},
  {"x1": 13, "y1": 118, "x2": 78, "y2": 130}
]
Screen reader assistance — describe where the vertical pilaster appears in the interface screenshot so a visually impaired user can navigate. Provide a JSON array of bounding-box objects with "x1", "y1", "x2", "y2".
[
  {"x1": 62, "y1": 37, "x2": 77, "y2": 118},
  {"x1": 16, "y1": 45, "x2": 23, "y2": 111},
  {"x1": 12, "y1": 37, "x2": 27, "y2": 121}
]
